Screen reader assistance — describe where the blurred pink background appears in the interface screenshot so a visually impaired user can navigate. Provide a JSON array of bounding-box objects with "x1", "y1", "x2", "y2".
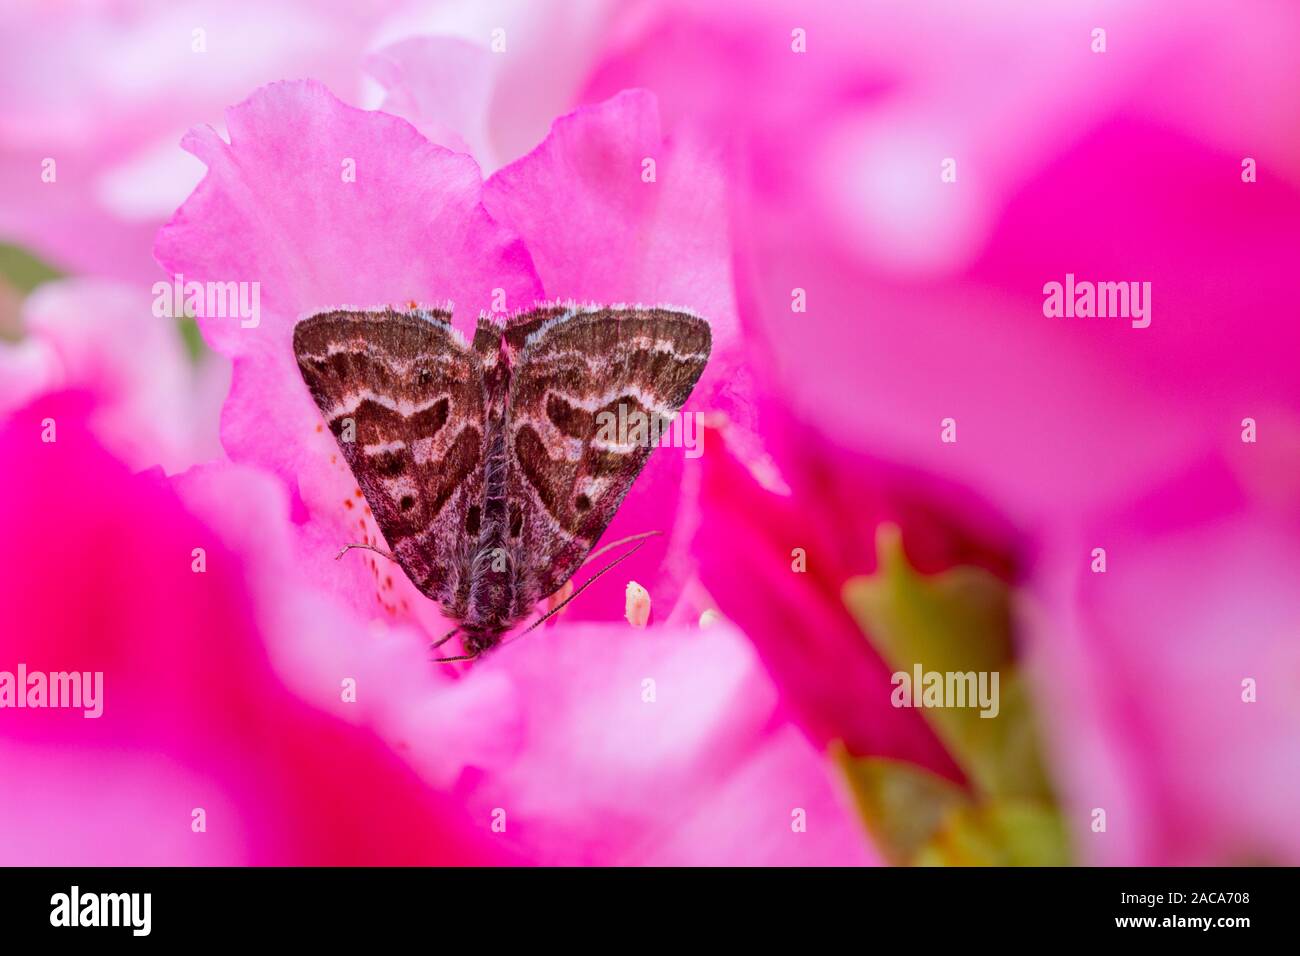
[{"x1": 1, "y1": 0, "x2": 1297, "y2": 866}]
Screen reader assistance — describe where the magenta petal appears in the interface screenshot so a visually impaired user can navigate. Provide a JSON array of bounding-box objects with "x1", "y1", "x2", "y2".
[
  {"x1": 696, "y1": 432, "x2": 952, "y2": 780},
  {"x1": 0, "y1": 394, "x2": 499, "y2": 865}
]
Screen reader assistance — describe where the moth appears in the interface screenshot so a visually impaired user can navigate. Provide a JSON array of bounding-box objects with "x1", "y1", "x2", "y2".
[{"x1": 293, "y1": 304, "x2": 711, "y2": 661}]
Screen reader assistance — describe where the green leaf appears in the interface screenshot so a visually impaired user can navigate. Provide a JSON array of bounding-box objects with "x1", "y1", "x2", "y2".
[
  {"x1": 835, "y1": 524, "x2": 1072, "y2": 865},
  {"x1": 916, "y1": 800, "x2": 1071, "y2": 867},
  {"x1": 834, "y1": 749, "x2": 970, "y2": 866},
  {"x1": 0, "y1": 242, "x2": 62, "y2": 296},
  {"x1": 842, "y1": 524, "x2": 1051, "y2": 801},
  {"x1": 836, "y1": 748, "x2": 1071, "y2": 866},
  {"x1": 176, "y1": 315, "x2": 208, "y2": 365}
]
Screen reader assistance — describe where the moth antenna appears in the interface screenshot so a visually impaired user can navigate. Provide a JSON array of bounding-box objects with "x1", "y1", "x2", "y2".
[
  {"x1": 431, "y1": 627, "x2": 459, "y2": 650},
  {"x1": 510, "y1": 538, "x2": 651, "y2": 644},
  {"x1": 581, "y1": 530, "x2": 662, "y2": 566},
  {"x1": 335, "y1": 542, "x2": 398, "y2": 563},
  {"x1": 431, "y1": 652, "x2": 479, "y2": 664},
  {"x1": 435, "y1": 543, "x2": 650, "y2": 664}
]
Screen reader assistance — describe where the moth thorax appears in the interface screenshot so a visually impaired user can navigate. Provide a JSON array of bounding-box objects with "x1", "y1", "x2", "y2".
[{"x1": 467, "y1": 542, "x2": 519, "y2": 632}]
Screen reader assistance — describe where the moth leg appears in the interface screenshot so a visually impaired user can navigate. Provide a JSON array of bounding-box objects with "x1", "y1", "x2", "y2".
[
  {"x1": 430, "y1": 627, "x2": 459, "y2": 650},
  {"x1": 335, "y1": 542, "x2": 398, "y2": 563}
]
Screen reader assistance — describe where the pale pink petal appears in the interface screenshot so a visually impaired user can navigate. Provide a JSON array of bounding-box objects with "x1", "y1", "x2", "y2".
[
  {"x1": 1030, "y1": 456, "x2": 1300, "y2": 864},
  {"x1": 0, "y1": 278, "x2": 227, "y2": 473},
  {"x1": 0, "y1": 0, "x2": 404, "y2": 280},
  {"x1": 639, "y1": 723, "x2": 879, "y2": 866},
  {"x1": 365, "y1": 0, "x2": 622, "y2": 172},
  {"x1": 0, "y1": 336, "x2": 58, "y2": 410},
  {"x1": 430, "y1": 619, "x2": 869, "y2": 865},
  {"x1": 365, "y1": 36, "x2": 496, "y2": 161}
]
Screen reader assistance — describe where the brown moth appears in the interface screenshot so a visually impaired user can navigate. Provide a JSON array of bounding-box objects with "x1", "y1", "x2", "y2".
[{"x1": 292, "y1": 304, "x2": 711, "y2": 661}]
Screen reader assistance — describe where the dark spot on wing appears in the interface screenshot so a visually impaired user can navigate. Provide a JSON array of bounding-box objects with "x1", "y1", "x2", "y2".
[
  {"x1": 546, "y1": 394, "x2": 589, "y2": 439},
  {"x1": 375, "y1": 451, "x2": 406, "y2": 476}
]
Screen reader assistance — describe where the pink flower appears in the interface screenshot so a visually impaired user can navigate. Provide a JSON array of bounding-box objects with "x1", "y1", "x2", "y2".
[
  {"x1": 152, "y1": 78, "x2": 730, "y2": 631},
  {"x1": 5, "y1": 0, "x2": 1295, "y2": 869},
  {"x1": 0, "y1": 392, "x2": 499, "y2": 865},
  {"x1": 154, "y1": 79, "x2": 865, "y2": 864}
]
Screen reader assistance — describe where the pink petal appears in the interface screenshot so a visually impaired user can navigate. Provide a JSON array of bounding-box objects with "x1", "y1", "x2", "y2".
[
  {"x1": 580, "y1": 1, "x2": 1300, "y2": 529},
  {"x1": 0, "y1": 278, "x2": 227, "y2": 473},
  {"x1": 365, "y1": 36, "x2": 496, "y2": 162},
  {"x1": 429, "y1": 619, "x2": 870, "y2": 865},
  {"x1": 1031, "y1": 455, "x2": 1300, "y2": 864},
  {"x1": 0, "y1": 393, "x2": 500, "y2": 865},
  {"x1": 0, "y1": 1, "x2": 404, "y2": 280},
  {"x1": 484, "y1": 89, "x2": 738, "y2": 355},
  {"x1": 365, "y1": 2, "x2": 623, "y2": 172},
  {"x1": 172, "y1": 438, "x2": 862, "y2": 865},
  {"x1": 174, "y1": 464, "x2": 869, "y2": 865}
]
